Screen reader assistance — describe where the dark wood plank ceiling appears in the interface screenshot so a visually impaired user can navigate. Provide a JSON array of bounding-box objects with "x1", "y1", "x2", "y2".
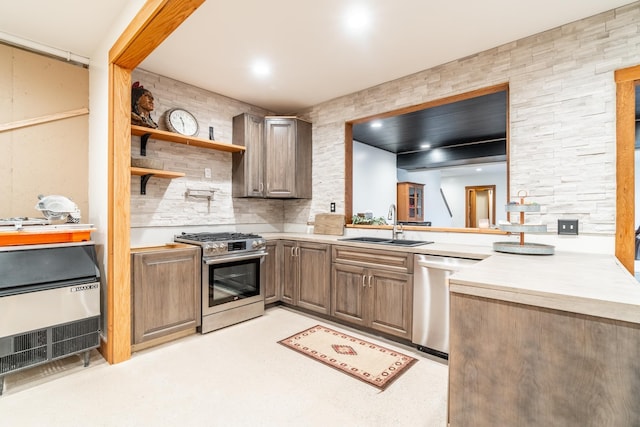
[{"x1": 353, "y1": 90, "x2": 508, "y2": 169}]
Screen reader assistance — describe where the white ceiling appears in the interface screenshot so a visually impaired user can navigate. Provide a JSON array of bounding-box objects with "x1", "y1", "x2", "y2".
[{"x1": 0, "y1": 0, "x2": 635, "y2": 113}]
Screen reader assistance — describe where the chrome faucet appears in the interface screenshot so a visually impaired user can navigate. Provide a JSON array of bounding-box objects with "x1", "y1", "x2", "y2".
[{"x1": 388, "y1": 204, "x2": 403, "y2": 240}]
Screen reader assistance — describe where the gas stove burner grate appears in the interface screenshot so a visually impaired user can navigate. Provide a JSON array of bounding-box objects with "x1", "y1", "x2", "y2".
[{"x1": 177, "y1": 232, "x2": 262, "y2": 242}]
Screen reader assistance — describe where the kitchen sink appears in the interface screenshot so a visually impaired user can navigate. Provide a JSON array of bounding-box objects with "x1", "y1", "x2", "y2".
[
  {"x1": 338, "y1": 237, "x2": 433, "y2": 247},
  {"x1": 338, "y1": 236, "x2": 390, "y2": 243},
  {"x1": 385, "y1": 239, "x2": 434, "y2": 246}
]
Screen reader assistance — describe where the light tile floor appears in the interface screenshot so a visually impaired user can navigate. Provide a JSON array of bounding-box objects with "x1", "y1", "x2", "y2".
[{"x1": 0, "y1": 307, "x2": 448, "y2": 426}]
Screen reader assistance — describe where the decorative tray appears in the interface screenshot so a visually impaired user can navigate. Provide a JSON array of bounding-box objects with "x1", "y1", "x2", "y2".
[{"x1": 493, "y1": 191, "x2": 554, "y2": 256}]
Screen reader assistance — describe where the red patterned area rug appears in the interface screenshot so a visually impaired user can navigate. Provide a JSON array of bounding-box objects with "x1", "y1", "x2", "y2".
[{"x1": 278, "y1": 324, "x2": 417, "y2": 390}]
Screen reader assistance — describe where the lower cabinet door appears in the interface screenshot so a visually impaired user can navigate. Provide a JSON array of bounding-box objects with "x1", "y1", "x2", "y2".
[
  {"x1": 331, "y1": 262, "x2": 367, "y2": 327},
  {"x1": 131, "y1": 247, "x2": 200, "y2": 345},
  {"x1": 296, "y1": 242, "x2": 331, "y2": 314},
  {"x1": 368, "y1": 268, "x2": 413, "y2": 339},
  {"x1": 263, "y1": 241, "x2": 281, "y2": 304},
  {"x1": 281, "y1": 240, "x2": 297, "y2": 304}
]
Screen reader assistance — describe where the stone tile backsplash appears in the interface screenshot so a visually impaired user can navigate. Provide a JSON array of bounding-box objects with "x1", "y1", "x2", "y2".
[{"x1": 131, "y1": 3, "x2": 640, "y2": 234}]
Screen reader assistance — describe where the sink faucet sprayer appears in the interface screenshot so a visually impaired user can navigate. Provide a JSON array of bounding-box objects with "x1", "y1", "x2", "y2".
[{"x1": 388, "y1": 204, "x2": 403, "y2": 240}]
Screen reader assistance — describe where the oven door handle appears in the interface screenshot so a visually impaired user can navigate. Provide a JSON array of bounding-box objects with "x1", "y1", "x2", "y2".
[{"x1": 203, "y1": 252, "x2": 267, "y2": 265}]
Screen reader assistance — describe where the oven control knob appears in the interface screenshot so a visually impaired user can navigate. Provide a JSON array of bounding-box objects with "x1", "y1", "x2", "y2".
[
  {"x1": 216, "y1": 243, "x2": 227, "y2": 253},
  {"x1": 252, "y1": 239, "x2": 266, "y2": 250}
]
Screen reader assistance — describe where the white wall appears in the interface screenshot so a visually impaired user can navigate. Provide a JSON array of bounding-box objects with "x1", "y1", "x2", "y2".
[
  {"x1": 87, "y1": 0, "x2": 146, "y2": 331},
  {"x1": 88, "y1": 0, "x2": 147, "y2": 241},
  {"x1": 352, "y1": 140, "x2": 396, "y2": 221},
  {"x1": 398, "y1": 166, "x2": 508, "y2": 228}
]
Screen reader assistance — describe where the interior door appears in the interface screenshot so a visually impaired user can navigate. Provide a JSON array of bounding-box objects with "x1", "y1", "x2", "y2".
[
  {"x1": 466, "y1": 188, "x2": 477, "y2": 227},
  {"x1": 466, "y1": 185, "x2": 496, "y2": 228}
]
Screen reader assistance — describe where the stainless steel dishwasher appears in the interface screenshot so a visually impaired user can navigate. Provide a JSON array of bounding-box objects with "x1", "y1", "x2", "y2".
[{"x1": 412, "y1": 254, "x2": 479, "y2": 358}]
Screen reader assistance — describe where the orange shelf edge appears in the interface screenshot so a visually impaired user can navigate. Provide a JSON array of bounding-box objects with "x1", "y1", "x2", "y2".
[{"x1": 0, "y1": 229, "x2": 95, "y2": 246}]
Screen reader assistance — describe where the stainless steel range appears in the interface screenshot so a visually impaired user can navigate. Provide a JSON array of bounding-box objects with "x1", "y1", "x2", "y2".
[{"x1": 175, "y1": 232, "x2": 267, "y2": 334}]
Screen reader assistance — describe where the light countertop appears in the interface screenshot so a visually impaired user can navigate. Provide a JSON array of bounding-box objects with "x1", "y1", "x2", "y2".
[
  {"x1": 449, "y1": 251, "x2": 640, "y2": 323},
  {"x1": 264, "y1": 232, "x2": 640, "y2": 324},
  {"x1": 261, "y1": 232, "x2": 495, "y2": 259}
]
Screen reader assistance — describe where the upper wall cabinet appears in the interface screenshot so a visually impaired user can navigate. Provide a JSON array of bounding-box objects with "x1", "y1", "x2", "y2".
[
  {"x1": 232, "y1": 114, "x2": 312, "y2": 199},
  {"x1": 232, "y1": 113, "x2": 265, "y2": 197}
]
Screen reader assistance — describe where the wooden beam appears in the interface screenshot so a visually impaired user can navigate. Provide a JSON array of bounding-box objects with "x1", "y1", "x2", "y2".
[
  {"x1": 615, "y1": 64, "x2": 640, "y2": 84},
  {"x1": 344, "y1": 122, "x2": 353, "y2": 224},
  {"x1": 106, "y1": 63, "x2": 132, "y2": 363},
  {"x1": 105, "y1": 0, "x2": 205, "y2": 364},
  {"x1": 615, "y1": 72, "x2": 638, "y2": 274},
  {"x1": 110, "y1": 0, "x2": 205, "y2": 69}
]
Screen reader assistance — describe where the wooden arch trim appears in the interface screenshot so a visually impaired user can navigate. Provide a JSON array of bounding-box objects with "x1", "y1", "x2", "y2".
[
  {"x1": 615, "y1": 64, "x2": 640, "y2": 274},
  {"x1": 104, "y1": 0, "x2": 204, "y2": 364}
]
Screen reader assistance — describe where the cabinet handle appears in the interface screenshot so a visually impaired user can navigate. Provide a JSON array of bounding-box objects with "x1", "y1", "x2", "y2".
[
  {"x1": 260, "y1": 183, "x2": 264, "y2": 193},
  {"x1": 291, "y1": 247, "x2": 295, "y2": 257},
  {"x1": 368, "y1": 275, "x2": 372, "y2": 288},
  {"x1": 362, "y1": 275, "x2": 366, "y2": 288}
]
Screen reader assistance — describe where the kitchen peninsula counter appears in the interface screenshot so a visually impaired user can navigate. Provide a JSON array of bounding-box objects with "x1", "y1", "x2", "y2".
[
  {"x1": 260, "y1": 232, "x2": 495, "y2": 259},
  {"x1": 446, "y1": 253, "x2": 640, "y2": 426},
  {"x1": 449, "y1": 251, "x2": 640, "y2": 323},
  {"x1": 263, "y1": 232, "x2": 640, "y2": 323}
]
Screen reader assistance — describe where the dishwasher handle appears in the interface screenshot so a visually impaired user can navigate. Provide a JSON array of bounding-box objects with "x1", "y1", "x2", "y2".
[{"x1": 417, "y1": 259, "x2": 476, "y2": 272}]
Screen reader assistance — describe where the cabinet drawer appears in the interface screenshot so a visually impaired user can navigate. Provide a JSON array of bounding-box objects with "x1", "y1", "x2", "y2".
[{"x1": 332, "y1": 245, "x2": 413, "y2": 273}]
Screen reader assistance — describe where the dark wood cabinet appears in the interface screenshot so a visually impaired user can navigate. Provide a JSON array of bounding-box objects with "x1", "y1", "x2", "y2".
[
  {"x1": 449, "y1": 293, "x2": 640, "y2": 426},
  {"x1": 331, "y1": 245, "x2": 413, "y2": 339},
  {"x1": 281, "y1": 240, "x2": 331, "y2": 314},
  {"x1": 263, "y1": 240, "x2": 281, "y2": 304},
  {"x1": 397, "y1": 181, "x2": 424, "y2": 222},
  {"x1": 232, "y1": 113, "x2": 264, "y2": 197},
  {"x1": 232, "y1": 114, "x2": 312, "y2": 199},
  {"x1": 264, "y1": 117, "x2": 312, "y2": 199},
  {"x1": 332, "y1": 262, "x2": 368, "y2": 327},
  {"x1": 131, "y1": 245, "x2": 200, "y2": 350}
]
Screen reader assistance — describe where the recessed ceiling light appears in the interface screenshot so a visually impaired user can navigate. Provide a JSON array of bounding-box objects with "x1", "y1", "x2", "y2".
[
  {"x1": 251, "y1": 60, "x2": 271, "y2": 77},
  {"x1": 370, "y1": 121, "x2": 382, "y2": 128},
  {"x1": 476, "y1": 168, "x2": 483, "y2": 172},
  {"x1": 344, "y1": 4, "x2": 372, "y2": 34},
  {"x1": 421, "y1": 144, "x2": 431, "y2": 149}
]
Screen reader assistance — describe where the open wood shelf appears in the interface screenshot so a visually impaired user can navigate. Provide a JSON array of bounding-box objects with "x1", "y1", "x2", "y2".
[
  {"x1": 130, "y1": 166, "x2": 185, "y2": 195},
  {"x1": 130, "y1": 167, "x2": 185, "y2": 179},
  {"x1": 131, "y1": 125, "x2": 246, "y2": 154}
]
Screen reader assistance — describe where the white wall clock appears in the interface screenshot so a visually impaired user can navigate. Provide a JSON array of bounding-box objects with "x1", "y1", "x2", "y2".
[{"x1": 165, "y1": 108, "x2": 199, "y2": 136}]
